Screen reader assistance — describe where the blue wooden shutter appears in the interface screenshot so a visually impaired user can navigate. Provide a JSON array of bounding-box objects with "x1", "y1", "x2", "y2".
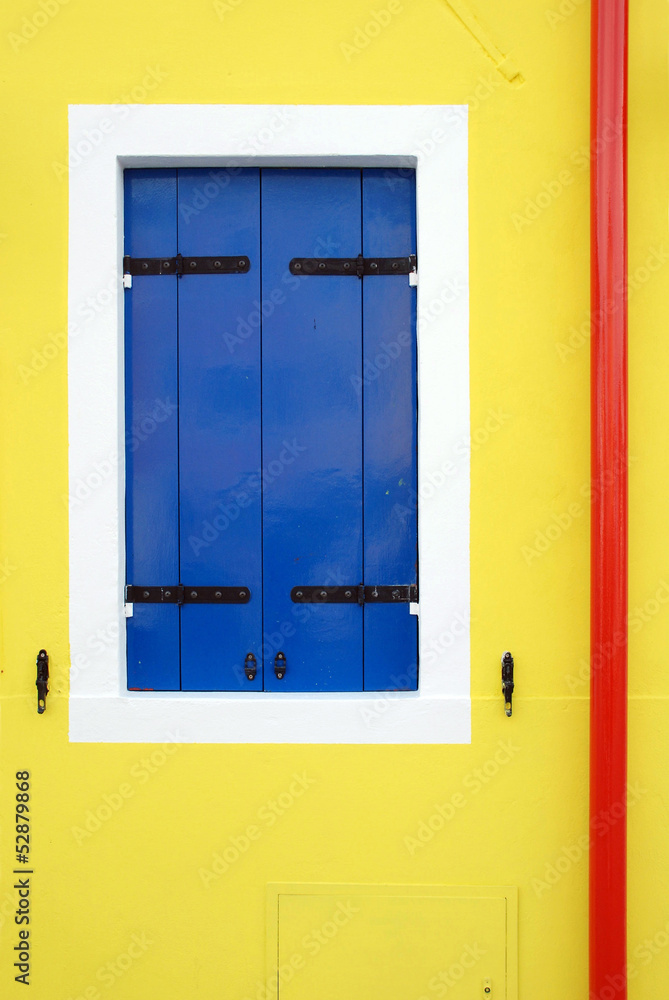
[
  {"x1": 361, "y1": 169, "x2": 418, "y2": 690},
  {"x1": 261, "y1": 169, "x2": 364, "y2": 692},
  {"x1": 124, "y1": 167, "x2": 417, "y2": 693},
  {"x1": 177, "y1": 168, "x2": 262, "y2": 690},
  {"x1": 125, "y1": 169, "x2": 180, "y2": 690}
]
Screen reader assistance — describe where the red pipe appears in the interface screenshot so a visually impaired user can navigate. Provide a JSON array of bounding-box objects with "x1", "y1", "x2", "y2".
[{"x1": 590, "y1": 0, "x2": 628, "y2": 997}]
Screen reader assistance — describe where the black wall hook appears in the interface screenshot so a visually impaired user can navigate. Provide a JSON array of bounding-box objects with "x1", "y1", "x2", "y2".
[
  {"x1": 501, "y1": 651, "x2": 514, "y2": 717},
  {"x1": 36, "y1": 649, "x2": 49, "y2": 714}
]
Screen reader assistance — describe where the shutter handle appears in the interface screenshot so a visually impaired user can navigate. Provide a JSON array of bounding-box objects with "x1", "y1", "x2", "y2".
[
  {"x1": 274, "y1": 652, "x2": 286, "y2": 680},
  {"x1": 244, "y1": 653, "x2": 257, "y2": 681}
]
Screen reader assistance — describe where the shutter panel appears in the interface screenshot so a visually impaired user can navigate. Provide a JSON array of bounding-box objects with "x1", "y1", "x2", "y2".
[
  {"x1": 125, "y1": 167, "x2": 418, "y2": 694},
  {"x1": 261, "y1": 169, "x2": 364, "y2": 691},
  {"x1": 361, "y1": 168, "x2": 418, "y2": 690},
  {"x1": 177, "y1": 168, "x2": 263, "y2": 689},
  {"x1": 125, "y1": 169, "x2": 180, "y2": 690}
]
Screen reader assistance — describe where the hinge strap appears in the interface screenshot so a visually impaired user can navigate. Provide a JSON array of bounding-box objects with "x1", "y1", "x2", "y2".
[
  {"x1": 125, "y1": 585, "x2": 251, "y2": 604},
  {"x1": 289, "y1": 254, "x2": 416, "y2": 277},
  {"x1": 123, "y1": 255, "x2": 250, "y2": 276},
  {"x1": 290, "y1": 584, "x2": 417, "y2": 604}
]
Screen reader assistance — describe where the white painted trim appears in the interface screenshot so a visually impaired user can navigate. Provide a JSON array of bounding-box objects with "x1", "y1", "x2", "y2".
[{"x1": 68, "y1": 104, "x2": 469, "y2": 744}]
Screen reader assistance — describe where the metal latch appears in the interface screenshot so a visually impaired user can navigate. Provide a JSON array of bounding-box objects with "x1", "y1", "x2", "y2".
[
  {"x1": 123, "y1": 254, "x2": 250, "y2": 277},
  {"x1": 125, "y1": 585, "x2": 251, "y2": 604},
  {"x1": 274, "y1": 652, "x2": 286, "y2": 680},
  {"x1": 289, "y1": 254, "x2": 416, "y2": 278},
  {"x1": 244, "y1": 653, "x2": 257, "y2": 681},
  {"x1": 501, "y1": 651, "x2": 514, "y2": 716},
  {"x1": 291, "y1": 584, "x2": 417, "y2": 604},
  {"x1": 36, "y1": 649, "x2": 49, "y2": 714}
]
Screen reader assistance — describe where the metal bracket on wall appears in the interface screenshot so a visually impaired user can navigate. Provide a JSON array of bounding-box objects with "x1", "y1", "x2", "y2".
[
  {"x1": 290, "y1": 584, "x2": 418, "y2": 604},
  {"x1": 244, "y1": 653, "x2": 257, "y2": 681},
  {"x1": 36, "y1": 649, "x2": 49, "y2": 714},
  {"x1": 274, "y1": 652, "x2": 287, "y2": 680},
  {"x1": 501, "y1": 651, "x2": 514, "y2": 716},
  {"x1": 125, "y1": 585, "x2": 251, "y2": 604},
  {"x1": 289, "y1": 254, "x2": 416, "y2": 278}
]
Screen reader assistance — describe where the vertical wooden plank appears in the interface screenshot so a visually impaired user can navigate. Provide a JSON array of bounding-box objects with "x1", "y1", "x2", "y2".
[
  {"x1": 178, "y1": 168, "x2": 262, "y2": 690},
  {"x1": 361, "y1": 169, "x2": 418, "y2": 690},
  {"x1": 261, "y1": 169, "x2": 363, "y2": 691},
  {"x1": 124, "y1": 169, "x2": 180, "y2": 690}
]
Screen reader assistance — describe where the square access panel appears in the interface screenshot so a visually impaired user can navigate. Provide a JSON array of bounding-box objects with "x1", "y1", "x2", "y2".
[{"x1": 266, "y1": 884, "x2": 518, "y2": 1000}]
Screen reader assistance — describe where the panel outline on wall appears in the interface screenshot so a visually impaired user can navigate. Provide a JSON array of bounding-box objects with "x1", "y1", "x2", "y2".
[
  {"x1": 68, "y1": 104, "x2": 469, "y2": 743},
  {"x1": 266, "y1": 883, "x2": 518, "y2": 1000}
]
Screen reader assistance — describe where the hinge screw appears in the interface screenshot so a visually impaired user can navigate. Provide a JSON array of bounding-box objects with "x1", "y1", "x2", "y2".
[
  {"x1": 345, "y1": 590, "x2": 352, "y2": 598},
  {"x1": 239, "y1": 590, "x2": 247, "y2": 599},
  {"x1": 215, "y1": 591, "x2": 222, "y2": 598},
  {"x1": 190, "y1": 260, "x2": 197, "y2": 268},
  {"x1": 190, "y1": 590, "x2": 198, "y2": 599},
  {"x1": 294, "y1": 262, "x2": 302, "y2": 270},
  {"x1": 163, "y1": 261, "x2": 170, "y2": 268},
  {"x1": 143, "y1": 590, "x2": 150, "y2": 598},
  {"x1": 238, "y1": 260, "x2": 246, "y2": 268},
  {"x1": 295, "y1": 590, "x2": 303, "y2": 598},
  {"x1": 214, "y1": 260, "x2": 221, "y2": 268}
]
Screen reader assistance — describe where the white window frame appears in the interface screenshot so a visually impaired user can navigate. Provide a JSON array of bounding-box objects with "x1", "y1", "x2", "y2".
[{"x1": 68, "y1": 104, "x2": 469, "y2": 744}]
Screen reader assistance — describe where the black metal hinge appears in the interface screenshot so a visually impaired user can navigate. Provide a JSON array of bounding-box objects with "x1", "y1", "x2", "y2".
[
  {"x1": 125, "y1": 586, "x2": 251, "y2": 604},
  {"x1": 289, "y1": 254, "x2": 416, "y2": 278},
  {"x1": 123, "y1": 254, "x2": 250, "y2": 276},
  {"x1": 290, "y1": 584, "x2": 417, "y2": 604}
]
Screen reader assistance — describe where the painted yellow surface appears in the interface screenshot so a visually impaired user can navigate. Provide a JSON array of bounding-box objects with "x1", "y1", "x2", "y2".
[
  {"x1": 0, "y1": 0, "x2": 667, "y2": 997},
  {"x1": 269, "y1": 885, "x2": 515, "y2": 999}
]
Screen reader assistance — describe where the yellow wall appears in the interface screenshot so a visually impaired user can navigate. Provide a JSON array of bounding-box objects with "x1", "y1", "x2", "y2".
[{"x1": 1, "y1": 0, "x2": 667, "y2": 997}]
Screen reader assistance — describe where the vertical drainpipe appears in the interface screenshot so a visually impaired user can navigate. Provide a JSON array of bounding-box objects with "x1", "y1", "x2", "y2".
[{"x1": 590, "y1": 0, "x2": 628, "y2": 997}]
